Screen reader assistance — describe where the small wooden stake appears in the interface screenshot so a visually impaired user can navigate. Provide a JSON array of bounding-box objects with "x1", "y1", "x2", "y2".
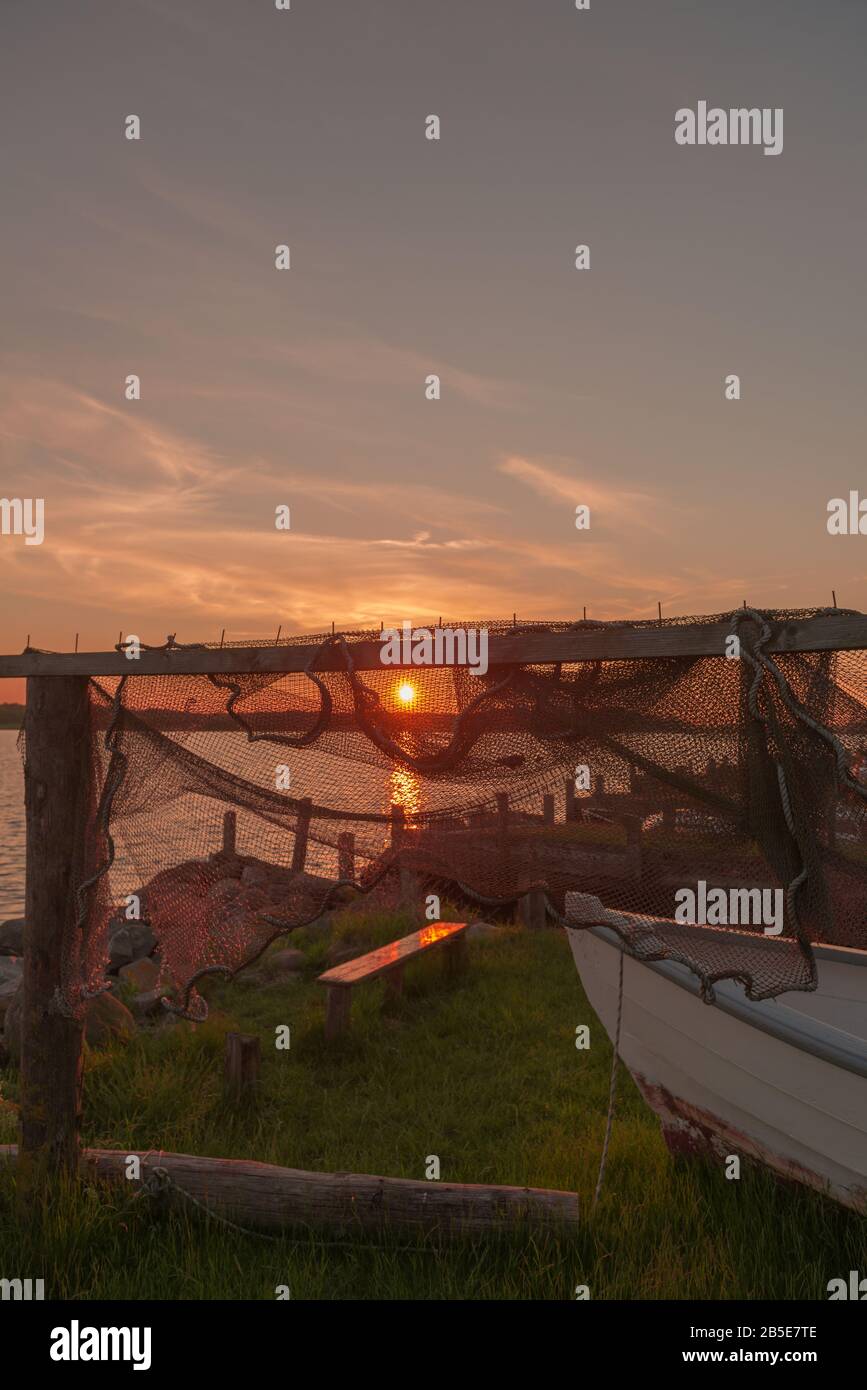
[
  {"x1": 390, "y1": 802, "x2": 405, "y2": 850},
  {"x1": 337, "y1": 831, "x2": 355, "y2": 880},
  {"x1": 519, "y1": 888, "x2": 547, "y2": 930},
  {"x1": 292, "y1": 797, "x2": 313, "y2": 873},
  {"x1": 542, "y1": 793, "x2": 555, "y2": 826},
  {"x1": 224, "y1": 1033, "x2": 261, "y2": 1104},
  {"x1": 222, "y1": 810, "x2": 237, "y2": 856}
]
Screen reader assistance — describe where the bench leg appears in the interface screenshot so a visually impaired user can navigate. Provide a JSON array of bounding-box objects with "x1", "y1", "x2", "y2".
[
  {"x1": 444, "y1": 934, "x2": 468, "y2": 978},
  {"x1": 383, "y1": 965, "x2": 405, "y2": 1010},
  {"x1": 325, "y1": 985, "x2": 351, "y2": 1039}
]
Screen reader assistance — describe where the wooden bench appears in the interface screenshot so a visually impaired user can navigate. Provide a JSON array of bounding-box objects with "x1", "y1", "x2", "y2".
[{"x1": 317, "y1": 922, "x2": 469, "y2": 1039}]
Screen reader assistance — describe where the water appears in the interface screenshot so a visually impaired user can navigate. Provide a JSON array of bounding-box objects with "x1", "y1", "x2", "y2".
[
  {"x1": 0, "y1": 730, "x2": 25, "y2": 918},
  {"x1": 0, "y1": 728, "x2": 435, "y2": 920}
]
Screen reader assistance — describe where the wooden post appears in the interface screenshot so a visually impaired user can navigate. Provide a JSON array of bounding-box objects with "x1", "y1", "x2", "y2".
[
  {"x1": 20, "y1": 675, "x2": 91, "y2": 1178},
  {"x1": 222, "y1": 810, "x2": 236, "y2": 856},
  {"x1": 325, "y1": 985, "x2": 351, "y2": 1040},
  {"x1": 519, "y1": 888, "x2": 547, "y2": 930},
  {"x1": 444, "y1": 933, "x2": 468, "y2": 978},
  {"x1": 224, "y1": 1033, "x2": 261, "y2": 1104},
  {"x1": 337, "y1": 831, "x2": 355, "y2": 880},
  {"x1": 390, "y1": 802, "x2": 405, "y2": 850},
  {"x1": 291, "y1": 797, "x2": 313, "y2": 873},
  {"x1": 542, "y1": 793, "x2": 555, "y2": 826},
  {"x1": 383, "y1": 964, "x2": 405, "y2": 1008},
  {"x1": 564, "y1": 778, "x2": 576, "y2": 823}
]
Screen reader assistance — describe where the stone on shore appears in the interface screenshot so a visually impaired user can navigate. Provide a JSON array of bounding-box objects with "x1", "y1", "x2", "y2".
[
  {"x1": 3, "y1": 984, "x2": 135, "y2": 1065},
  {"x1": 0, "y1": 918, "x2": 25, "y2": 956},
  {"x1": 0, "y1": 957, "x2": 23, "y2": 1021}
]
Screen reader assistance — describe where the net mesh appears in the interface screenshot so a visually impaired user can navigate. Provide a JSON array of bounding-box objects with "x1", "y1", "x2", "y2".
[{"x1": 62, "y1": 608, "x2": 867, "y2": 1017}]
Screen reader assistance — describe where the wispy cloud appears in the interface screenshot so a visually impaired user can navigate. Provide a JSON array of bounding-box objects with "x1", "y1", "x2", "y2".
[{"x1": 498, "y1": 455, "x2": 673, "y2": 532}]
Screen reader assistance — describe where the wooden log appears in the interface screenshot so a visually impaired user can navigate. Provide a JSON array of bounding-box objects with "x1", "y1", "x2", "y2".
[
  {"x1": 337, "y1": 831, "x2": 355, "y2": 880},
  {"x1": 224, "y1": 1033, "x2": 260, "y2": 1104},
  {"x1": 291, "y1": 796, "x2": 313, "y2": 873},
  {"x1": 0, "y1": 1146, "x2": 580, "y2": 1235},
  {"x1": 222, "y1": 810, "x2": 237, "y2": 856},
  {"x1": 542, "y1": 793, "x2": 555, "y2": 826},
  {"x1": 20, "y1": 675, "x2": 91, "y2": 1178}
]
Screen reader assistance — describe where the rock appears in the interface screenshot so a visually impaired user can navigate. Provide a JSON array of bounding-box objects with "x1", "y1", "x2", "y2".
[
  {"x1": 466, "y1": 921, "x2": 504, "y2": 941},
  {"x1": 326, "y1": 944, "x2": 363, "y2": 967},
  {"x1": 0, "y1": 958, "x2": 23, "y2": 1021},
  {"x1": 0, "y1": 918, "x2": 25, "y2": 956},
  {"x1": 84, "y1": 992, "x2": 136, "y2": 1048},
  {"x1": 267, "y1": 949, "x2": 305, "y2": 975},
  {"x1": 119, "y1": 957, "x2": 160, "y2": 993},
  {"x1": 211, "y1": 878, "x2": 243, "y2": 902},
  {"x1": 108, "y1": 922, "x2": 157, "y2": 971},
  {"x1": 240, "y1": 864, "x2": 271, "y2": 887},
  {"x1": 304, "y1": 914, "x2": 333, "y2": 938},
  {"x1": 129, "y1": 988, "x2": 166, "y2": 1019},
  {"x1": 3, "y1": 985, "x2": 135, "y2": 1065}
]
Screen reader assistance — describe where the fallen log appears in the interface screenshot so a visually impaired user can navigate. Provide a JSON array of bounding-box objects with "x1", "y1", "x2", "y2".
[{"x1": 0, "y1": 1146, "x2": 579, "y2": 1236}]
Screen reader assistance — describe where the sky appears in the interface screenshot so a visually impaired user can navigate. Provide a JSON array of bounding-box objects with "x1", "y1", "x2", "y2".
[{"x1": 1, "y1": 0, "x2": 866, "y2": 700}]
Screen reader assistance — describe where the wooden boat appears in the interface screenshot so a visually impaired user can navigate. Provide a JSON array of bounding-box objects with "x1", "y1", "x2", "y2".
[{"x1": 565, "y1": 893, "x2": 867, "y2": 1212}]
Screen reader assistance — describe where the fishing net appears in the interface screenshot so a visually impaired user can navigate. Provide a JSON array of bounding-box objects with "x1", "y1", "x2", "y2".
[{"x1": 61, "y1": 608, "x2": 867, "y2": 1017}]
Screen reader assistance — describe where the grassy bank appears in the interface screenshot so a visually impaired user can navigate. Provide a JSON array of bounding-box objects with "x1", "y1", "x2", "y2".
[{"x1": 0, "y1": 916, "x2": 863, "y2": 1299}]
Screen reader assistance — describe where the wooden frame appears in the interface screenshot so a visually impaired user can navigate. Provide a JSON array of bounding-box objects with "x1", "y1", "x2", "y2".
[
  {"x1": 2, "y1": 610, "x2": 866, "y2": 679},
  {"x1": 9, "y1": 607, "x2": 867, "y2": 1200}
]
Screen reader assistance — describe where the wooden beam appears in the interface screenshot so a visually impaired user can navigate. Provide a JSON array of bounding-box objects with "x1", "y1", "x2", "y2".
[
  {"x1": 20, "y1": 675, "x2": 90, "y2": 1178},
  {"x1": 2, "y1": 611, "x2": 866, "y2": 676},
  {"x1": 0, "y1": 1147, "x2": 580, "y2": 1234}
]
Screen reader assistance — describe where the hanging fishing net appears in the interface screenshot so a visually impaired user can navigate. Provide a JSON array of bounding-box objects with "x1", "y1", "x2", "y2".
[{"x1": 55, "y1": 608, "x2": 867, "y2": 1017}]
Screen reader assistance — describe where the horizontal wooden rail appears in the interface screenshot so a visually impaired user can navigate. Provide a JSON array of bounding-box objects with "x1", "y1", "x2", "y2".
[
  {"x1": 1, "y1": 612, "x2": 866, "y2": 676},
  {"x1": 0, "y1": 1147, "x2": 579, "y2": 1235}
]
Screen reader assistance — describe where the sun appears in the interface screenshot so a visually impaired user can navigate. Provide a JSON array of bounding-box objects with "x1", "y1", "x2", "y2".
[{"x1": 397, "y1": 682, "x2": 417, "y2": 705}]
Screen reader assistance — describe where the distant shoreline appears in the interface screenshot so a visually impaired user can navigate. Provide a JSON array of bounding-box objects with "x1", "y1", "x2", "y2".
[{"x1": 0, "y1": 705, "x2": 24, "y2": 730}]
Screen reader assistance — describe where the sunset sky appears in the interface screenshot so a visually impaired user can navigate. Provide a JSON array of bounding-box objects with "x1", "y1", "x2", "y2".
[{"x1": 2, "y1": 0, "x2": 866, "y2": 701}]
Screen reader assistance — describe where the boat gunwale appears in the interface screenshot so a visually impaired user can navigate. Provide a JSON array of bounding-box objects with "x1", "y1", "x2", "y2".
[{"x1": 568, "y1": 923, "x2": 867, "y2": 1082}]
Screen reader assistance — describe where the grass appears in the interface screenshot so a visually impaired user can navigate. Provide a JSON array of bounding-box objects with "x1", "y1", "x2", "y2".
[{"x1": 0, "y1": 914, "x2": 864, "y2": 1300}]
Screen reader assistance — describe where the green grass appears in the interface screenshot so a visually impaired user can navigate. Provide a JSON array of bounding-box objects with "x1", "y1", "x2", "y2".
[{"x1": 0, "y1": 917, "x2": 864, "y2": 1299}]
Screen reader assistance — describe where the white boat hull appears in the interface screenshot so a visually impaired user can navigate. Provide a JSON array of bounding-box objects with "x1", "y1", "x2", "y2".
[{"x1": 566, "y1": 922, "x2": 867, "y2": 1212}]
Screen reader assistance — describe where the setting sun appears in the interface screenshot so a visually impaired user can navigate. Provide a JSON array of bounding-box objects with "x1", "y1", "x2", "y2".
[{"x1": 397, "y1": 682, "x2": 416, "y2": 705}]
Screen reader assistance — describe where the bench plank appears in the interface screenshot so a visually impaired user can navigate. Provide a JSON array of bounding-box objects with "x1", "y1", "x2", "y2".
[{"x1": 318, "y1": 922, "x2": 468, "y2": 988}]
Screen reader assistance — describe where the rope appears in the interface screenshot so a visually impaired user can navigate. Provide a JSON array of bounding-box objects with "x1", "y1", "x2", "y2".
[
  {"x1": 592, "y1": 947, "x2": 624, "y2": 1212},
  {"x1": 133, "y1": 1160, "x2": 438, "y2": 1254}
]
